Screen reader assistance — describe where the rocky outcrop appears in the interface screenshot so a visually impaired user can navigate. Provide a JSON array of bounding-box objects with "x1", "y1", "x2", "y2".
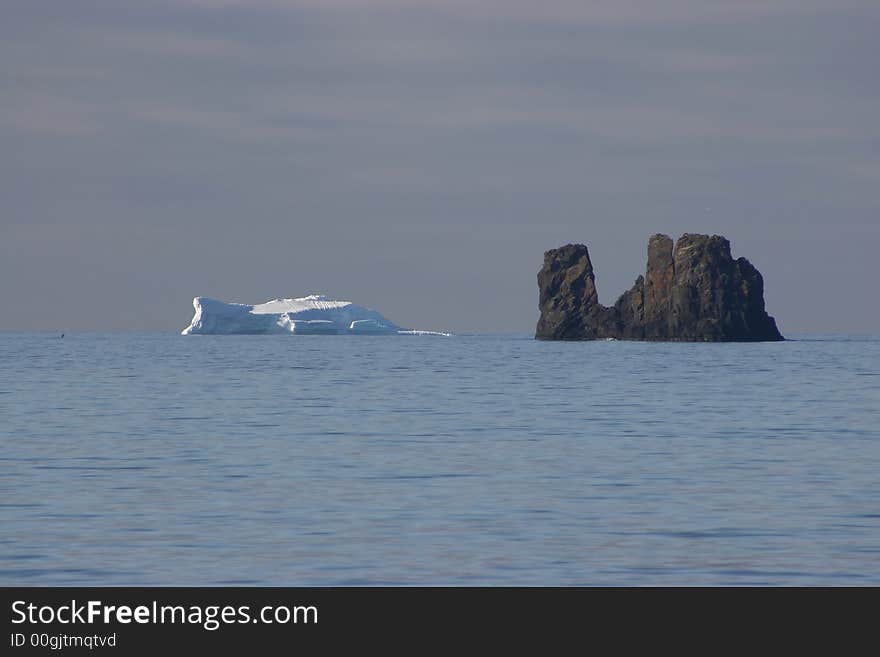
[{"x1": 536, "y1": 233, "x2": 783, "y2": 341}]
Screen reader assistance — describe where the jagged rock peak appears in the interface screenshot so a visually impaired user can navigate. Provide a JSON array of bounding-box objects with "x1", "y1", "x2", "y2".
[{"x1": 536, "y1": 233, "x2": 783, "y2": 342}]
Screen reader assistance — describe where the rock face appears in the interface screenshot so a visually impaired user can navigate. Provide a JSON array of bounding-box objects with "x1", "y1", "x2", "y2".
[{"x1": 536, "y1": 233, "x2": 783, "y2": 341}]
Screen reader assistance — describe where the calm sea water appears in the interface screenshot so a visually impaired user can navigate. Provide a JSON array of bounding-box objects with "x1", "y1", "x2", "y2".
[{"x1": 1, "y1": 332, "x2": 878, "y2": 585}]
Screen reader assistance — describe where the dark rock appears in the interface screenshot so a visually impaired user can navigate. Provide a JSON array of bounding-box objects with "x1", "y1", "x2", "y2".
[{"x1": 536, "y1": 233, "x2": 783, "y2": 341}]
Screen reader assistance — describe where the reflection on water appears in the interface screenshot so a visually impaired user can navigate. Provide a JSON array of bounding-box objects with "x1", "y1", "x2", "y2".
[{"x1": 0, "y1": 333, "x2": 878, "y2": 585}]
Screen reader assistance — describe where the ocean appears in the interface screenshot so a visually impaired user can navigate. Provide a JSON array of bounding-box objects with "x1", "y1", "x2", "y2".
[{"x1": 1, "y1": 332, "x2": 878, "y2": 585}]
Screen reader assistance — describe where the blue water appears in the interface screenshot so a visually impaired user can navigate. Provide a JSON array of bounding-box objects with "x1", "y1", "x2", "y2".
[{"x1": 1, "y1": 332, "x2": 878, "y2": 585}]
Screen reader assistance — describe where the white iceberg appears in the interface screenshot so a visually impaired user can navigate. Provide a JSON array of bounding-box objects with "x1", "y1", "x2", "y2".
[{"x1": 181, "y1": 294, "x2": 449, "y2": 336}]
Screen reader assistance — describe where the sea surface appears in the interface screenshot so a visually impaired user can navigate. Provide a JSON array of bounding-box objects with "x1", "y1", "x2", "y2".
[{"x1": 1, "y1": 332, "x2": 878, "y2": 586}]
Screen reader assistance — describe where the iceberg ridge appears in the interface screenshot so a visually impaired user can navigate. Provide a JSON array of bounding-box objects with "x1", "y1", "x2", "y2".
[{"x1": 181, "y1": 295, "x2": 449, "y2": 336}]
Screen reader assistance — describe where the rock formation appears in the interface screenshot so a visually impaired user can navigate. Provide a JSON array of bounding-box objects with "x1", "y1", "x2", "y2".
[{"x1": 536, "y1": 233, "x2": 783, "y2": 341}]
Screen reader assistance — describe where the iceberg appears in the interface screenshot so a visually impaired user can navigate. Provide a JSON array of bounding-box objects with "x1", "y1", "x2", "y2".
[{"x1": 181, "y1": 294, "x2": 449, "y2": 336}]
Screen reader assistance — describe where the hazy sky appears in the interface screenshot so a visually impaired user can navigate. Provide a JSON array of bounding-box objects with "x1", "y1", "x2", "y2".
[{"x1": 2, "y1": 0, "x2": 878, "y2": 333}]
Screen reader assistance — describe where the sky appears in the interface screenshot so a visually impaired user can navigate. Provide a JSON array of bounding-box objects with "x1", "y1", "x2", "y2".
[{"x1": 2, "y1": 0, "x2": 878, "y2": 333}]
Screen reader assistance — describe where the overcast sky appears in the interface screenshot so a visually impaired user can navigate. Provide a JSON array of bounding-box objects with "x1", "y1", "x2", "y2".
[{"x1": 2, "y1": 0, "x2": 878, "y2": 333}]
